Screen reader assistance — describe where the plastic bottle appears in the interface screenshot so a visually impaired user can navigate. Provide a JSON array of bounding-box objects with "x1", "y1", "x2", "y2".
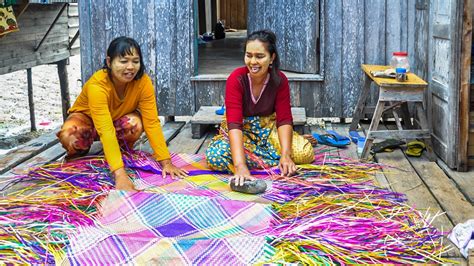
[
  {"x1": 390, "y1": 52, "x2": 410, "y2": 72},
  {"x1": 395, "y1": 68, "x2": 408, "y2": 82}
]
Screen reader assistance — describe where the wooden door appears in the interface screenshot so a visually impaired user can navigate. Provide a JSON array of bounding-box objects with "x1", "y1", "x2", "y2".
[
  {"x1": 247, "y1": 0, "x2": 319, "y2": 74},
  {"x1": 427, "y1": 0, "x2": 463, "y2": 168}
]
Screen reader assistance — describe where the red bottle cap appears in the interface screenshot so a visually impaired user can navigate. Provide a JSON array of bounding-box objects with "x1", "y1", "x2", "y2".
[{"x1": 393, "y1": 51, "x2": 408, "y2": 56}]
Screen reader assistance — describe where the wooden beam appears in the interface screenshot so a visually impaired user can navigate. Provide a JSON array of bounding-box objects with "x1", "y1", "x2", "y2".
[
  {"x1": 458, "y1": 0, "x2": 472, "y2": 171},
  {"x1": 26, "y1": 68, "x2": 36, "y2": 132},
  {"x1": 68, "y1": 29, "x2": 79, "y2": 50},
  {"x1": 34, "y1": 3, "x2": 68, "y2": 51},
  {"x1": 57, "y1": 59, "x2": 70, "y2": 121}
]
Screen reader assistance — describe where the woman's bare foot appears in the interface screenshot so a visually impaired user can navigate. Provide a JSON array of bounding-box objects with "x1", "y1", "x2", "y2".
[{"x1": 303, "y1": 134, "x2": 318, "y2": 146}]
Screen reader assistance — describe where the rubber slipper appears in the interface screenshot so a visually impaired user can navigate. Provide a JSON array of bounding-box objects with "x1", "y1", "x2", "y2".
[
  {"x1": 215, "y1": 106, "x2": 225, "y2": 115},
  {"x1": 312, "y1": 133, "x2": 351, "y2": 148},
  {"x1": 326, "y1": 130, "x2": 351, "y2": 142},
  {"x1": 349, "y1": 131, "x2": 363, "y2": 144},
  {"x1": 230, "y1": 179, "x2": 267, "y2": 194},
  {"x1": 371, "y1": 139, "x2": 405, "y2": 153},
  {"x1": 406, "y1": 141, "x2": 426, "y2": 157}
]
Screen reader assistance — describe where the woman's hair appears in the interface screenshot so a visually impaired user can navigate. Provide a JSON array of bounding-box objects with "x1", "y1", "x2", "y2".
[
  {"x1": 245, "y1": 29, "x2": 281, "y2": 84},
  {"x1": 102, "y1": 36, "x2": 145, "y2": 80}
]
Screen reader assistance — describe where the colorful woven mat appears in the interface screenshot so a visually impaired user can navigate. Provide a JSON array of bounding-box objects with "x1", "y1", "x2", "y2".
[{"x1": 0, "y1": 150, "x2": 454, "y2": 264}]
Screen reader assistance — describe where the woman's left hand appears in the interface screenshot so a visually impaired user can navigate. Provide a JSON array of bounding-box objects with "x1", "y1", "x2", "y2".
[
  {"x1": 160, "y1": 159, "x2": 188, "y2": 179},
  {"x1": 279, "y1": 154, "x2": 297, "y2": 176}
]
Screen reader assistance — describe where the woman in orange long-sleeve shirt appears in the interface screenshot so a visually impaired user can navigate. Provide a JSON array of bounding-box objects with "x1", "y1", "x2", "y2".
[{"x1": 57, "y1": 36, "x2": 187, "y2": 190}]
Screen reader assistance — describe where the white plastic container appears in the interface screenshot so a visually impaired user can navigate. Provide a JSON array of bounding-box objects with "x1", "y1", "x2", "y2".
[{"x1": 390, "y1": 52, "x2": 410, "y2": 72}]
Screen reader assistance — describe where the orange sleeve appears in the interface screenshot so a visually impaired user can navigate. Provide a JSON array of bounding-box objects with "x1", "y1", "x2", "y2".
[
  {"x1": 87, "y1": 85, "x2": 124, "y2": 172},
  {"x1": 138, "y1": 75, "x2": 171, "y2": 161}
]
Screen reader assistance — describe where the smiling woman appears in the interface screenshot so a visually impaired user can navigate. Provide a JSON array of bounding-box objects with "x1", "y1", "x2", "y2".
[
  {"x1": 56, "y1": 37, "x2": 187, "y2": 191},
  {"x1": 205, "y1": 30, "x2": 315, "y2": 194}
]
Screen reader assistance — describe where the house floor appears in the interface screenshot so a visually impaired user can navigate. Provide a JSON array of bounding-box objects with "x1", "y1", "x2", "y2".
[{"x1": 0, "y1": 119, "x2": 473, "y2": 263}]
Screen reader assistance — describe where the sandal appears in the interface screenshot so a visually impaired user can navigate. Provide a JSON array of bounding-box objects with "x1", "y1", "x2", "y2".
[
  {"x1": 371, "y1": 139, "x2": 405, "y2": 153},
  {"x1": 312, "y1": 132, "x2": 351, "y2": 148},
  {"x1": 405, "y1": 141, "x2": 426, "y2": 157},
  {"x1": 349, "y1": 130, "x2": 364, "y2": 144}
]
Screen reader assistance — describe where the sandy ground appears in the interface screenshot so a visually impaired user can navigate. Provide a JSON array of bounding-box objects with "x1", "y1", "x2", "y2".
[{"x1": 0, "y1": 55, "x2": 82, "y2": 153}]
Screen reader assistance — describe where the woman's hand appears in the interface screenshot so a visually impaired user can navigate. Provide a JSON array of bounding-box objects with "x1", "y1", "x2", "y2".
[
  {"x1": 160, "y1": 159, "x2": 188, "y2": 179},
  {"x1": 232, "y1": 165, "x2": 255, "y2": 186},
  {"x1": 279, "y1": 154, "x2": 297, "y2": 176},
  {"x1": 113, "y1": 167, "x2": 137, "y2": 191}
]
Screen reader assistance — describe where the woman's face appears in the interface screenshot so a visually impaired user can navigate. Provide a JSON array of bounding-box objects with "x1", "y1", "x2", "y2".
[
  {"x1": 107, "y1": 48, "x2": 140, "y2": 86},
  {"x1": 244, "y1": 40, "x2": 275, "y2": 79}
]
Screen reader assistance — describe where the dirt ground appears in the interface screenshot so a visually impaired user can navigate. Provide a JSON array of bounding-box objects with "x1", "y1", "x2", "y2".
[{"x1": 0, "y1": 55, "x2": 82, "y2": 153}]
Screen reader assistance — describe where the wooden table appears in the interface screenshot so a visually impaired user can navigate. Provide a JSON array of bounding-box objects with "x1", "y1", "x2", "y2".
[{"x1": 350, "y1": 64, "x2": 435, "y2": 160}]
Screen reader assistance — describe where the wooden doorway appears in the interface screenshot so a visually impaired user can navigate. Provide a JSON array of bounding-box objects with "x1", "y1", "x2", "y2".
[{"x1": 196, "y1": 0, "x2": 248, "y2": 75}]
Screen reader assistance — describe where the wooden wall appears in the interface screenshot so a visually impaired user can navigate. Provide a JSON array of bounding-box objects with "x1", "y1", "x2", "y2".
[
  {"x1": 0, "y1": 3, "x2": 71, "y2": 75},
  {"x1": 219, "y1": 0, "x2": 247, "y2": 29},
  {"x1": 68, "y1": 3, "x2": 80, "y2": 55},
  {"x1": 79, "y1": 0, "x2": 429, "y2": 118},
  {"x1": 79, "y1": 0, "x2": 196, "y2": 116}
]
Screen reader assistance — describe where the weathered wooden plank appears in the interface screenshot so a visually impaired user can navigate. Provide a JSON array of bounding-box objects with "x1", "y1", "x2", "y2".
[
  {"x1": 368, "y1": 129, "x2": 430, "y2": 139},
  {"x1": 79, "y1": 0, "x2": 92, "y2": 82},
  {"x1": 457, "y1": 0, "x2": 472, "y2": 171},
  {"x1": 437, "y1": 160, "x2": 474, "y2": 204},
  {"x1": 136, "y1": 121, "x2": 186, "y2": 154},
  {"x1": 0, "y1": 131, "x2": 59, "y2": 175},
  {"x1": 90, "y1": 0, "x2": 107, "y2": 76},
  {"x1": 385, "y1": 1, "x2": 407, "y2": 63},
  {"x1": 300, "y1": 82, "x2": 323, "y2": 117},
  {"x1": 191, "y1": 106, "x2": 307, "y2": 125},
  {"x1": 132, "y1": 0, "x2": 156, "y2": 79},
  {"x1": 342, "y1": 0, "x2": 364, "y2": 117},
  {"x1": 0, "y1": 51, "x2": 71, "y2": 75},
  {"x1": 155, "y1": 0, "x2": 176, "y2": 115},
  {"x1": 194, "y1": 80, "x2": 226, "y2": 110},
  {"x1": 173, "y1": 0, "x2": 195, "y2": 116},
  {"x1": 364, "y1": 0, "x2": 385, "y2": 107},
  {"x1": 168, "y1": 123, "x2": 208, "y2": 154},
  {"x1": 197, "y1": 128, "x2": 217, "y2": 154},
  {"x1": 7, "y1": 143, "x2": 66, "y2": 175},
  {"x1": 407, "y1": 155, "x2": 474, "y2": 225},
  {"x1": 375, "y1": 149, "x2": 455, "y2": 233},
  {"x1": 413, "y1": 1, "x2": 429, "y2": 80},
  {"x1": 322, "y1": 0, "x2": 342, "y2": 116}
]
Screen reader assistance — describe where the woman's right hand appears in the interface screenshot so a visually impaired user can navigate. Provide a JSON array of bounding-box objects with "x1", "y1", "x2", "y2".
[
  {"x1": 232, "y1": 165, "x2": 255, "y2": 186},
  {"x1": 113, "y1": 167, "x2": 137, "y2": 191}
]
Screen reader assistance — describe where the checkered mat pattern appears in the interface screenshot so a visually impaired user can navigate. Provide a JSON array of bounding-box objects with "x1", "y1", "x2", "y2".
[
  {"x1": 61, "y1": 191, "x2": 275, "y2": 265},
  {"x1": 125, "y1": 152, "x2": 278, "y2": 204}
]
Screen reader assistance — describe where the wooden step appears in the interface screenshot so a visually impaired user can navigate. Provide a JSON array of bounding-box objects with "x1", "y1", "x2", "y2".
[{"x1": 190, "y1": 106, "x2": 307, "y2": 139}]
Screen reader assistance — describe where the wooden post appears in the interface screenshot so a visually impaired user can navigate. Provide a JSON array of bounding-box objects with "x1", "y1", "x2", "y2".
[
  {"x1": 457, "y1": 0, "x2": 472, "y2": 171},
  {"x1": 57, "y1": 59, "x2": 70, "y2": 122},
  {"x1": 26, "y1": 68, "x2": 36, "y2": 132}
]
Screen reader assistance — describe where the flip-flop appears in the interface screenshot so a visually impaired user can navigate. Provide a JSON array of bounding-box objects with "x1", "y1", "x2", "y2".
[
  {"x1": 312, "y1": 133, "x2": 351, "y2": 148},
  {"x1": 215, "y1": 105, "x2": 225, "y2": 115},
  {"x1": 326, "y1": 130, "x2": 351, "y2": 142},
  {"x1": 349, "y1": 130, "x2": 364, "y2": 144},
  {"x1": 406, "y1": 141, "x2": 426, "y2": 157},
  {"x1": 371, "y1": 139, "x2": 405, "y2": 153}
]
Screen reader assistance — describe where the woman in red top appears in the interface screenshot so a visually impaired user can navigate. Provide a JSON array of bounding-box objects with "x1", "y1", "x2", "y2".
[{"x1": 206, "y1": 30, "x2": 314, "y2": 189}]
